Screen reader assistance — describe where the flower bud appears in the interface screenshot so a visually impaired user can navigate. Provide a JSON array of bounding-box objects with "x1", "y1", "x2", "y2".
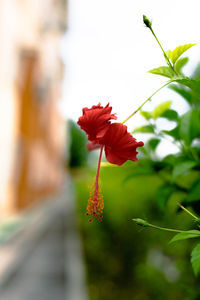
[
  {"x1": 143, "y1": 15, "x2": 152, "y2": 28},
  {"x1": 132, "y1": 218, "x2": 150, "y2": 227}
]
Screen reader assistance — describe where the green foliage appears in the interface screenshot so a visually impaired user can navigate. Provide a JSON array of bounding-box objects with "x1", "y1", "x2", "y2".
[
  {"x1": 123, "y1": 165, "x2": 153, "y2": 181},
  {"x1": 156, "y1": 184, "x2": 175, "y2": 211},
  {"x1": 140, "y1": 111, "x2": 152, "y2": 120},
  {"x1": 160, "y1": 109, "x2": 178, "y2": 121},
  {"x1": 152, "y1": 101, "x2": 172, "y2": 119},
  {"x1": 174, "y1": 78, "x2": 200, "y2": 96},
  {"x1": 179, "y1": 110, "x2": 200, "y2": 145},
  {"x1": 149, "y1": 66, "x2": 174, "y2": 78},
  {"x1": 169, "y1": 84, "x2": 193, "y2": 104},
  {"x1": 172, "y1": 161, "x2": 198, "y2": 180},
  {"x1": 75, "y1": 166, "x2": 199, "y2": 299},
  {"x1": 168, "y1": 44, "x2": 196, "y2": 64},
  {"x1": 132, "y1": 124, "x2": 155, "y2": 133},
  {"x1": 149, "y1": 44, "x2": 196, "y2": 79},
  {"x1": 186, "y1": 179, "x2": 200, "y2": 203},
  {"x1": 148, "y1": 138, "x2": 160, "y2": 151},
  {"x1": 134, "y1": 43, "x2": 200, "y2": 277},
  {"x1": 162, "y1": 126, "x2": 180, "y2": 139},
  {"x1": 68, "y1": 119, "x2": 89, "y2": 168},
  {"x1": 191, "y1": 243, "x2": 200, "y2": 276},
  {"x1": 174, "y1": 57, "x2": 189, "y2": 74},
  {"x1": 170, "y1": 230, "x2": 200, "y2": 243},
  {"x1": 139, "y1": 62, "x2": 200, "y2": 209}
]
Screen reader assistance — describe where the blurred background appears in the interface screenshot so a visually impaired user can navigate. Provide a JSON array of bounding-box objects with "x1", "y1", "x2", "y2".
[{"x1": 0, "y1": 0, "x2": 200, "y2": 299}]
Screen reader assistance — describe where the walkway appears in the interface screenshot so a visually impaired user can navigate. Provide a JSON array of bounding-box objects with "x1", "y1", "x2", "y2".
[{"x1": 0, "y1": 178, "x2": 88, "y2": 300}]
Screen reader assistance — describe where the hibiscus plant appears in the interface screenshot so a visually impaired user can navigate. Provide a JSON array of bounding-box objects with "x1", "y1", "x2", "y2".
[{"x1": 77, "y1": 15, "x2": 200, "y2": 276}]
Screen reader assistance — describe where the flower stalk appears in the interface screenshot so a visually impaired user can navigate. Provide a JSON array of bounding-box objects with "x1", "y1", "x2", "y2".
[
  {"x1": 143, "y1": 15, "x2": 177, "y2": 75},
  {"x1": 122, "y1": 80, "x2": 174, "y2": 124},
  {"x1": 133, "y1": 218, "x2": 190, "y2": 234}
]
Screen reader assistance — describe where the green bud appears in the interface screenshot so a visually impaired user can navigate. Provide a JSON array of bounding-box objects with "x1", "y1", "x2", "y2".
[
  {"x1": 132, "y1": 218, "x2": 150, "y2": 227},
  {"x1": 143, "y1": 15, "x2": 152, "y2": 28}
]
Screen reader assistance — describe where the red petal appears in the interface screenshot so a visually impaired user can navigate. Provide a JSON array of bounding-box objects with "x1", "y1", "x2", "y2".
[
  {"x1": 77, "y1": 103, "x2": 117, "y2": 143},
  {"x1": 101, "y1": 123, "x2": 144, "y2": 166}
]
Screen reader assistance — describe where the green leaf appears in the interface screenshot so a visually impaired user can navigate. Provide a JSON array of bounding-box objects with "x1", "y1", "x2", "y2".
[
  {"x1": 191, "y1": 243, "x2": 200, "y2": 276},
  {"x1": 170, "y1": 230, "x2": 200, "y2": 243},
  {"x1": 152, "y1": 101, "x2": 172, "y2": 119},
  {"x1": 179, "y1": 110, "x2": 200, "y2": 145},
  {"x1": 174, "y1": 78, "x2": 200, "y2": 96},
  {"x1": 156, "y1": 184, "x2": 175, "y2": 210},
  {"x1": 140, "y1": 111, "x2": 152, "y2": 120},
  {"x1": 132, "y1": 125, "x2": 155, "y2": 134},
  {"x1": 149, "y1": 66, "x2": 174, "y2": 78},
  {"x1": 162, "y1": 126, "x2": 180, "y2": 140},
  {"x1": 172, "y1": 161, "x2": 198, "y2": 179},
  {"x1": 187, "y1": 179, "x2": 200, "y2": 202},
  {"x1": 160, "y1": 109, "x2": 178, "y2": 121},
  {"x1": 169, "y1": 84, "x2": 193, "y2": 104},
  {"x1": 147, "y1": 138, "x2": 161, "y2": 151},
  {"x1": 163, "y1": 154, "x2": 177, "y2": 166},
  {"x1": 169, "y1": 44, "x2": 196, "y2": 64},
  {"x1": 174, "y1": 57, "x2": 189, "y2": 74}
]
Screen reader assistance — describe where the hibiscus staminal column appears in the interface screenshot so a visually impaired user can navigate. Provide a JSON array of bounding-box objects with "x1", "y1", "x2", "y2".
[{"x1": 86, "y1": 145, "x2": 104, "y2": 222}]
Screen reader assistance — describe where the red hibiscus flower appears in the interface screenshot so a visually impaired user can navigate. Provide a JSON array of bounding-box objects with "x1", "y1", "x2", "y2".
[
  {"x1": 77, "y1": 103, "x2": 144, "y2": 222},
  {"x1": 101, "y1": 123, "x2": 144, "y2": 166},
  {"x1": 77, "y1": 103, "x2": 117, "y2": 143}
]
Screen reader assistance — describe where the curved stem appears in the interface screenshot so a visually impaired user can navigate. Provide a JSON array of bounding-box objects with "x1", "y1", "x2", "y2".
[{"x1": 122, "y1": 80, "x2": 174, "y2": 124}]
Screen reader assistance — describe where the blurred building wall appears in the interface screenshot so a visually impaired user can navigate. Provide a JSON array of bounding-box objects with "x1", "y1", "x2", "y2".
[{"x1": 0, "y1": 0, "x2": 67, "y2": 216}]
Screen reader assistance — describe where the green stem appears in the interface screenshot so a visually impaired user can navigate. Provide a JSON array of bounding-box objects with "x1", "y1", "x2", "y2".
[
  {"x1": 178, "y1": 203, "x2": 199, "y2": 221},
  {"x1": 133, "y1": 218, "x2": 192, "y2": 233},
  {"x1": 150, "y1": 223, "x2": 187, "y2": 234},
  {"x1": 122, "y1": 80, "x2": 173, "y2": 124},
  {"x1": 149, "y1": 27, "x2": 176, "y2": 74},
  {"x1": 143, "y1": 15, "x2": 178, "y2": 76},
  {"x1": 178, "y1": 203, "x2": 200, "y2": 230}
]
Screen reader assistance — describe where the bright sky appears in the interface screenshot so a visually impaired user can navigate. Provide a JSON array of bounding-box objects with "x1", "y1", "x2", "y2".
[{"x1": 59, "y1": 0, "x2": 199, "y2": 154}]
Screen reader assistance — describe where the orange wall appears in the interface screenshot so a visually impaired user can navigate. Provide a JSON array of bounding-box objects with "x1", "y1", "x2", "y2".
[{"x1": 0, "y1": 0, "x2": 67, "y2": 216}]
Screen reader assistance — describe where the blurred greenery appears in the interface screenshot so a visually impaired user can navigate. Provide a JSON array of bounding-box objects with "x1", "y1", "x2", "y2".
[
  {"x1": 67, "y1": 119, "x2": 89, "y2": 168},
  {"x1": 129, "y1": 52, "x2": 200, "y2": 279},
  {"x1": 74, "y1": 164, "x2": 200, "y2": 300}
]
